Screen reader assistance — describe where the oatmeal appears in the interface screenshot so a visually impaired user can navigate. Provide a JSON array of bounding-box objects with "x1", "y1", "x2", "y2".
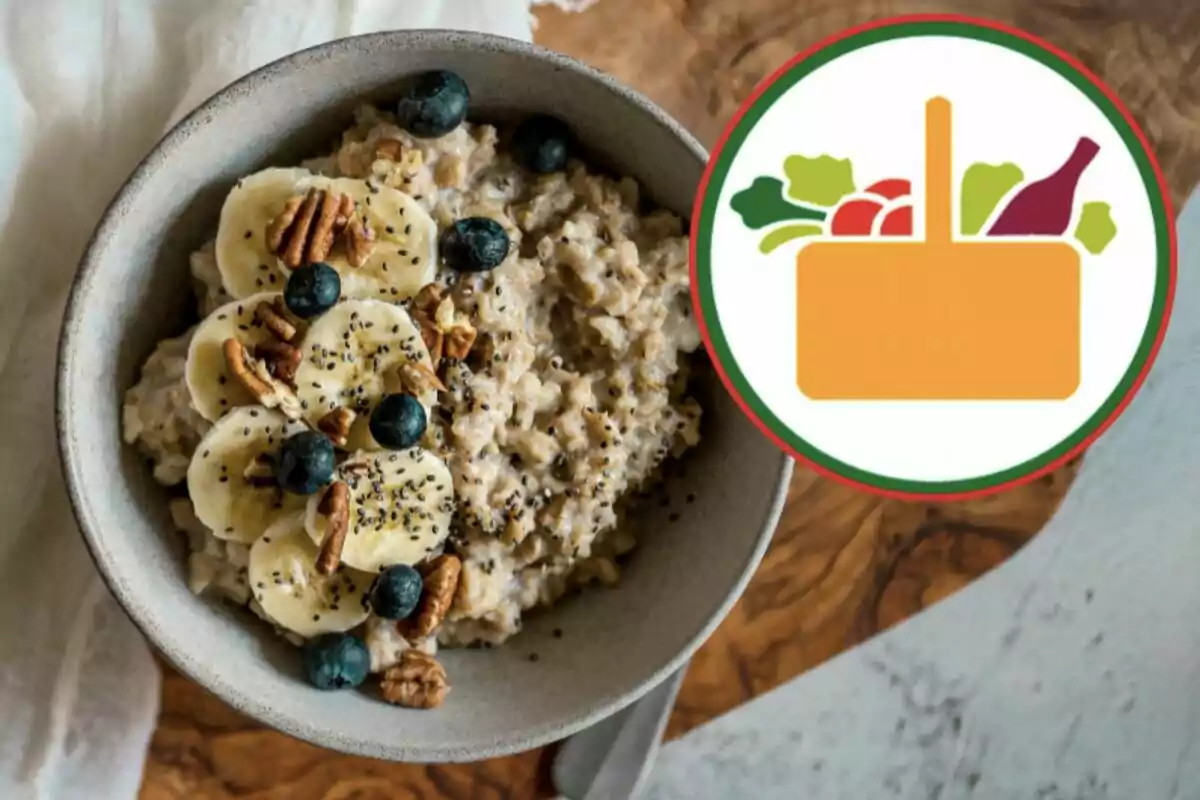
[
  {"x1": 122, "y1": 329, "x2": 210, "y2": 485},
  {"x1": 121, "y1": 70, "x2": 701, "y2": 706}
]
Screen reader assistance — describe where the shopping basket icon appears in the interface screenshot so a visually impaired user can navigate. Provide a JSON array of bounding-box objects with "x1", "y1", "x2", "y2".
[{"x1": 794, "y1": 98, "x2": 1081, "y2": 400}]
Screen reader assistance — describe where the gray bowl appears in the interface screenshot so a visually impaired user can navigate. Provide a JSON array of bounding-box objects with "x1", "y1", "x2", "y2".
[{"x1": 56, "y1": 30, "x2": 792, "y2": 762}]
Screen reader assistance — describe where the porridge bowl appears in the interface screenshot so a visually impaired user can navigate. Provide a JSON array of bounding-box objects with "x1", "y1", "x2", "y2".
[{"x1": 57, "y1": 30, "x2": 791, "y2": 761}]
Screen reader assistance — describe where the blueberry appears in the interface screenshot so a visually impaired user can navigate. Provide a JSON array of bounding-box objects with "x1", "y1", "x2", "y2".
[
  {"x1": 369, "y1": 394, "x2": 427, "y2": 450},
  {"x1": 397, "y1": 70, "x2": 470, "y2": 139},
  {"x1": 284, "y1": 262, "x2": 341, "y2": 319},
  {"x1": 439, "y1": 217, "x2": 510, "y2": 273},
  {"x1": 512, "y1": 115, "x2": 572, "y2": 174},
  {"x1": 369, "y1": 565, "x2": 424, "y2": 620},
  {"x1": 277, "y1": 431, "x2": 335, "y2": 494},
  {"x1": 302, "y1": 633, "x2": 370, "y2": 690}
]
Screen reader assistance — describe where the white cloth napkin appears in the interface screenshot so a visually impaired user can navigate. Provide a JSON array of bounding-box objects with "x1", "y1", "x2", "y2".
[{"x1": 0, "y1": 2, "x2": 586, "y2": 797}]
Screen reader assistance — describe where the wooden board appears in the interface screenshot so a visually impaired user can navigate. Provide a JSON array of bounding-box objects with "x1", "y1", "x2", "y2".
[{"x1": 140, "y1": 1, "x2": 1200, "y2": 797}]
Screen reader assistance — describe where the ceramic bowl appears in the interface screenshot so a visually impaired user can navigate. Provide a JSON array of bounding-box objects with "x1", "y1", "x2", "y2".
[{"x1": 57, "y1": 30, "x2": 792, "y2": 761}]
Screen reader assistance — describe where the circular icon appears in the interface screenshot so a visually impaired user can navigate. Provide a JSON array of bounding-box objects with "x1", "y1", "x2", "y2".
[{"x1": 692, "y1": 15, "x2": 1175, "y2": 500}]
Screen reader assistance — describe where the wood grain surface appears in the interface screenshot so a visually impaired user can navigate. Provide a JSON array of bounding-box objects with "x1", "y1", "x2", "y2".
[{"x1": 140, "y1": 1, "x2": 1200, "y2": 797}]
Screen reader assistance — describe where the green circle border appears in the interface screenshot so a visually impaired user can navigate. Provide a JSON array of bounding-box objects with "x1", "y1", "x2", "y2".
[{"x1": 694, "y1": 20, "x2": 1173, "y2": 495}]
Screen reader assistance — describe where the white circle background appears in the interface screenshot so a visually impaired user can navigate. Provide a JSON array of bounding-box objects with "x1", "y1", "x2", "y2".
[{"x1": 709, "y1": 36, "x2": 1160, "y2": 483}]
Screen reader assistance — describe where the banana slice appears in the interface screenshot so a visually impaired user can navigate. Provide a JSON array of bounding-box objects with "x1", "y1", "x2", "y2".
[
  {"x1": 293, "y1": 299, "x2": 438, "y2": 450},
  {"x1": 215, "y1": 168, "x2": 317, "y2": 299},
  {"x1": 187, "y1": 406, "x2": 308, "y2": 544},
  {"x1": 249, "y1": 514, "x2": 373, "y2": 638},
  {"x1": 185, "y1": 292, "x2": 291, "y2": 422},
  {"x1": 305, "y1": 449, "x2": 455, "y2": 573},
  {"x1": 214, "y1": 168, "x2": 437, "y2": 302},
  {"x1": 325, "y1": 176, "x2": 438, "y2": 301}
]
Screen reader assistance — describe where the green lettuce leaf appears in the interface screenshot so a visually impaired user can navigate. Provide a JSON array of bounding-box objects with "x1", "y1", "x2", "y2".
[
  {"x1": 1074, "y1": 201, "x2": 1117, "y2": 255},
  {"x1": 759, "y1": 224, "x2": 822, "y2": 254},
  {"x1": 730, "y1": 177, "x2": 826, "y2": 230},
  {"x1": 960, "y1": 162, "x2": 1024, "y2": 235},
  {"x1": 782, "y1": 154, "x2": 855, "y2": 208}
]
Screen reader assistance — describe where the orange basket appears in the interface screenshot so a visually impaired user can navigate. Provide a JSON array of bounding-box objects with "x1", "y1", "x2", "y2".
[{"x1": 794, "y1": 98, "x2": 1080, "y2": 400}]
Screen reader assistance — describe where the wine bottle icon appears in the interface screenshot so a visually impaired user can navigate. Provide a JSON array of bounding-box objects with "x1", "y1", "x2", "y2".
[{"x1": 987, "y1": 136, "x2": 1100, "y2": 236}]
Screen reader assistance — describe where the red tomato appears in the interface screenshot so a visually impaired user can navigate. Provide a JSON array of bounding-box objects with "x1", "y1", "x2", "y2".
[
  {"x1": 864, "y1": 179, "x2": 911, "y2": 201},
  {"x1": 879, "y1": 204, "x2": 913, "y2": 236},
  {"x1": 830, "y1": 199, "x2": 882, "y2": 235}
]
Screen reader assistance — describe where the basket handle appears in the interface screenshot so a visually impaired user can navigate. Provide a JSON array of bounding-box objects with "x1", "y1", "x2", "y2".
[{"x1": 925, "y1": 97, "x2": 952, "y2": 245}]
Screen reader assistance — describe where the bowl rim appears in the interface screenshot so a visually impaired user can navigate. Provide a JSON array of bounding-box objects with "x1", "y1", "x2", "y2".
[{"x1": 56, "y1": 28, "x2": 794, "y2": 761}]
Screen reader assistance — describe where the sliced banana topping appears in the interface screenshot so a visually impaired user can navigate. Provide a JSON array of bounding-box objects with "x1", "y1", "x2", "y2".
[
  {"x1": 186, "y1": 406, "x2": 307, "y2": 543},
  {"x1": 249, "y1": 514, "x2": 373, "y2": 638},
  {"x1": 185, "y1": 292, "x2": 291, "y2": 422},
  {"x1": 325, "y1": 177, "x2": 438, "y2": 301},
  {"x1": 214, "y1": 168, "x2": 436, "y2": 302},
  {"x1": 293, "y1": 299, "x2": 438, "y2": 450},
  {"x1": 305, "y1": 449, "x2": 455, "y2": 573},
  {"x1": 215, "y1": 168, "x2": 318, "y2": 299}
]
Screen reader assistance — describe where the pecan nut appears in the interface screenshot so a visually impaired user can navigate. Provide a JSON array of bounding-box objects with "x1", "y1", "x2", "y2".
[
  {"x1": 432, "y1": 294, "x2": 476, "y2": 361},
  {"x1": 266, "y1": 188, "x2": 356, "y2": 269},
  {"x1": 343, "y1": 216, "x2": 376, "y2": 268},
  {"x1": 380, "y1": 650, "x2": 449, "y2": 709},
  {"x1": 412, "y1": 283, "x2": 443, "y2": 316},
  {"x1": 275, "y1": 189, "x2": 320, "y2": 268},
  {"x1": 254, "y1": 298, "x2": 298, "y2": 343},
  {"x1": 223, "y1": 338, "x2": 272, "y2": 397},
  {"x1": 433, "y1": 297, "x2": 457, "y2": 331},
  {"x1": 443, "y1": 323, "x2": 477, "y2": 362},
  {"x1": 400, "y1": 554, "x2": 462, "y2": 638},
  {"x1": 253, "y1": 339, "x2": 302, "y2": 384},
  {"x1": 412, "y1": 310, "x2": 444, "y2": 365},
  {"x1": 410, "y1": 283, "x2": 450, "y2": 364},
  {"x1": 334, "y1": 193, "x2": 355, "y2": 225},
  {"x1": 308, "y1": 189, "x2": 343, "y2": 265},
  {"x1": 410, "y1": 282, "x2": 478, "y2": 364},
  {"x1": 315, "y1": 481, "x2": 350, "y2": 575},
  {"x1": 222, "y1": 338, "x2": 303, "y2": 419},
  {"x1": 264, "y1": 194, "x2": 305, "y2": 254},
  {"x1": 398, "y1": 361, "x2": 446, "y2": 395},
  {"x1": 317, "y1": 407, "x2": 357, "y2": 448}
]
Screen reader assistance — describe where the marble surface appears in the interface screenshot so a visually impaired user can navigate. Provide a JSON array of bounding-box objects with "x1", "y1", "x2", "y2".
[{"x1": 644, "y1": 192, "x2": 1200, "y2": 800}]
